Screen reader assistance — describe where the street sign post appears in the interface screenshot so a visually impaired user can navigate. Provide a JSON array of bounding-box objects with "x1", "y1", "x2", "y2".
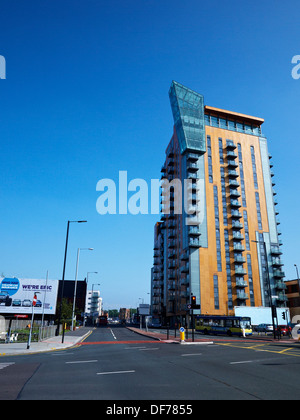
[
  {"x1": 27, "y1": 293, "x2": 38, "y2": 350},
  {"x1": 179, "y1": 327, "x2": 185, "y2": 343}
]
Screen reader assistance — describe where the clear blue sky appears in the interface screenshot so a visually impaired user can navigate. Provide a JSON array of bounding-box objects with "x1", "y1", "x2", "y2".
[{"x1": 0, "y1": 0, "x2": 299, "y2": 309}]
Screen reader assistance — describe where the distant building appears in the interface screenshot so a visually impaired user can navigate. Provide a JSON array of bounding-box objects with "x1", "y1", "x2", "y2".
[
  {"x1": 151, "y1": 81, "x2": 287, "y2": 327},
  {"x1": 85, "y1": 290, "x2": 102, "y2": 324},
  {"x1": 56, "y1": 279, "x2": 87, "y2": 323},
  {"x1": 119, "y1": 308, "x2": 131, "y2": 323},
  {"x1": 285, "y1": 279, "x2": 300, "y2": 318}
]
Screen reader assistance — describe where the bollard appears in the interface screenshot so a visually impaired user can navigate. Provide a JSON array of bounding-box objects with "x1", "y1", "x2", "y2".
[{"x1": 180, "y1": 327, "x2": 185, "y2": 343}]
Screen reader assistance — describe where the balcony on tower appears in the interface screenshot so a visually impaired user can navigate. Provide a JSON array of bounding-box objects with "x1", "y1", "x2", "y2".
[
  {"x1": 187, "y1": 161, "x2": 198, "y2": 172},
  {"x1": 228, "y1": 170, "x2": 239, "y2": 178},
  {"x1": 230, "y1": 199, "x2": 242, "y2": 208},
  {"x1": 235, "y1": 278, "x2": 248, "y2": 288},
  {"x1": 232, "y1": 221, "x2": 243, "y2": 230},
  {"x1": 188, "y1": 226, "x2": 201, "y2": 236},
  {"x1": 226, "y1": 140, "x2": 237, "y2": 150},
  {"x1": 232, "y1": 232, "x2": 244, "y2": 241},
  {"x1": 236, "y1": 291, "x2": 249, "y2": 301},
  {"x1": 189, "y1": 237, "x2": 201, "y2": 248},
  {"x1": 227, "y1": 159, "x2": 238, "y2": 169},
  {"x1": 231, "y1": 210, "x2": 242, "y2": 219}
]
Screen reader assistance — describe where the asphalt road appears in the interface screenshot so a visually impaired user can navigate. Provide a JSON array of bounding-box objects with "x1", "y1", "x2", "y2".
[{"x1": 1, "y1": 325, "x2": 300, "y2": 401}]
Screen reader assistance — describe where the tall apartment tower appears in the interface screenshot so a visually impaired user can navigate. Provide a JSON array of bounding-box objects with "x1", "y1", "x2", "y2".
[{"x1": 151, "y1": 81, "x2": 287, "y2": 326}]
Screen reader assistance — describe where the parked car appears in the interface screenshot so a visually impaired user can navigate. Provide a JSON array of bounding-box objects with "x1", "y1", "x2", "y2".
[
  {"x1": 255, "y1": 324, "x2": 273, "y2": 333},
  {"x1": 149, "y1": 319, "x2": 161, "y2": 328},
  {"x1": 276, "y1": 325, "x2": 292, "y2": 336},
  {"x1": 0, "y1": 291, "x2": 12, "y2": 306}
]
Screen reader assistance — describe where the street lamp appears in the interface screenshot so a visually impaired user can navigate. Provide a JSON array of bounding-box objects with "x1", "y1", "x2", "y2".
[
  {"x1": 87, "y1": 272, "x2": 98, "y2": 285},
  {"x1": 294, "y1": 264, "x2": 300, "y2": 293},
  {"x1": 56, "y1": 220, "x2": 87, "y2": 339},
  {"x1": 71, "y1": 248, "x2": 94, "y2": 331}
]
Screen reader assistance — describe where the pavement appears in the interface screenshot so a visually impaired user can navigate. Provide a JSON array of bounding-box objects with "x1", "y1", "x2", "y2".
[
  {"x1": 0, "y1": 327, "x2": 93, "y2": 356},
  {"x1": 127, "y1": 326, "x2": 214, "y2": 344}
]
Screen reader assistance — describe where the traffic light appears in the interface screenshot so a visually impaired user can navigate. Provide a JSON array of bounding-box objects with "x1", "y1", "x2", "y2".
[
  {"x1": 191, "y1": 295, "x2": 196, "y2": 308},
  {"x1": 282, "y1": 312, "x2": 286, "y2": 320}
]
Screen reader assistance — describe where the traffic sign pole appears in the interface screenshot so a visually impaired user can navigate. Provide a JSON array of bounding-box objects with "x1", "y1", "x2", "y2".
[
  {"x1": 179, "y1": 327, "x2": 185, "y2": 343},
  {"x1": 27, "y1": 293, "x2": 38, "y2": 350}
]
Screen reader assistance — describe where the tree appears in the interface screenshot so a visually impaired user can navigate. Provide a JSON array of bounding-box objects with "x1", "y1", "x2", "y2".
[
  {"x1": 57, "y1": 299, "x2": 73, "y2": 325},
  {"x1": 108, "y1": 309, "x2": 119, "y2": 318}
]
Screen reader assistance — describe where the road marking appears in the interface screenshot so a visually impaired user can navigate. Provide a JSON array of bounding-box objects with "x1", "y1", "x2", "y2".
[
  {"x1": 230, "y1": 360, "x2": 256, "y2": 365},
  {"x1": 278, "y1": 347, "x2": 294, "y2": 354},
  {"x1": 181, "y1": 353, "x2": 202, "y2": 357},
  {"x1": 52, "y1": 352, "x2": 74, "y2": 356},
  {"x1": 244, "y1": 344, "x2": 267, "y2": 349},
  {"x1": 124, "y1": 347, "x2": 147, "y2": 350},
  {"x1": 0, "y1": 362, "x2": 15, "y2": 370},
  {"x1": 109, "y1": 329, "x2": 117, "y2": 340},
  {"x1": 230, "y1": 357, "x2": 284, "y2": 365},
  {"x1": 139, "y1": 348, "x2": 159, "y2": 351},
  {"x1": 97, "y1": 370, "x2": 135, "y2": 375},
  {"x1": 66, "y1": 360, "x2": 98, "y2": 364}
]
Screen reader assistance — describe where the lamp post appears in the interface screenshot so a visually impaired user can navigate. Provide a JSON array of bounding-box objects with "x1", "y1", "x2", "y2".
[
  {"x1": 71, "y1": 248, "x2": 94, "y2": 331},
  {"x1": 87, "y1": 272, "x2": 98, "y2": 284},
  {"x1": 56, "y1": 220, "x2": 87, "y2": 339},
  {"x1": 294, "y1": 264, "x2": 300, "y2": 294}
]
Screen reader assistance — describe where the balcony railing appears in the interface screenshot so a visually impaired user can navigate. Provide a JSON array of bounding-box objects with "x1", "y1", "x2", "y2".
[
  {"x1": 231, "y1": 210, "x2": 242, "y2": 219},
  {"x1": 236, "y1": 292, "x2": 249, "y2": 300},
  {"x1": 228, "y1": 170, "x2": 239, "y2": 178},
  {"x1": 230, "y1": 199, "x2": 242, "y2": 208},
  {"x1": 188, "y1": 226, "x2": 201, "y2": 236},
  {"x1": 226, "y1": 140, "x2": 237, "y2": 150},
  {"x1": 189, "y1": 238, "x2": 201, "y2": 247},
  {"x1": 236, "y1": 279, "x2": 248, "y2": 288}
]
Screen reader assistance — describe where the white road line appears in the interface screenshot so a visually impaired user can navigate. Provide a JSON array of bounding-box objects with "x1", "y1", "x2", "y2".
[
  {"x1": 97, "y1": 370, "x2": 135, "y2": 375},
  {"x1": 124, "y1": 347, "x2": 147, "y2": 350},
  {"x1": 230, "y1": 357, "x2": 281, "y2": 365},
  {"x1": 109, "y1": 328, "x2": 117, "y2": 340},
  {"x1": 52, "y1": 352, "x2": 74, "y2": 356},
  {"x1": 139, "y1": 348, "x2": 159, "y2": 351},
  {"x1": 0, "y1": 362, "x2": 15, "y2": 370},
  {"x1": 181, "y1": 353, "x2": 202, "y2": 357},
  {"x1": 66, "y1": 360, "x2": 98, "y2": 364},
  {"x1": 230, "y1": 360, "x2": 255, "y2": 365}
]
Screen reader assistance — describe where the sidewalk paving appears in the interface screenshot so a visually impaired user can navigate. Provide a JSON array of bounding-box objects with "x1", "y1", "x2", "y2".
[
  {"x1": 127, "y1": 326, "x2": 214, "y2": 344},
  {"x1": 127, "y1": 326, "x2": 300, "y2": 345},
  {"x1": 0, "y1": 327, "x2": 92, "y2": 356}
]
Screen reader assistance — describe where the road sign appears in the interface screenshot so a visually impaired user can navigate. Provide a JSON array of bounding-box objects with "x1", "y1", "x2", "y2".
[
  {"x1": 179, "y1": 327, "x2": 185, "y2": 333},
  {"x1": 188, "y1": 304, "x2": 200, "y2": 310},
  {"x1": 32, "y1": 294, "x2": 37, "y2": 307}
]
